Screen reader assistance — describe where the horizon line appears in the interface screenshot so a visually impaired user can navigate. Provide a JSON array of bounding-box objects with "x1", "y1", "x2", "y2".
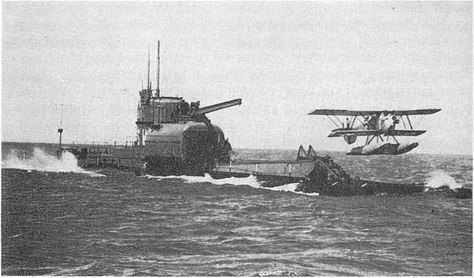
[{"x1": 1, "y1": 140, "x2": 472, "y2": 157}]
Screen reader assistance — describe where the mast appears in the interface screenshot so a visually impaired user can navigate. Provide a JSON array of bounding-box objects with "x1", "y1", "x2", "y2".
[
  {"x1": 58, "y1": 127, "x2": 63, "y2": 148},
  {"x1": 147, "y1": 46, "x2": 151, "y2": 91},
  {"x1": 58, "y1": 114, "x2": 63, "y2": 149},
  {"x1": 56, "y1": 103, "x2": 64, "y2": 157},
  {"x1": 156, "y1": 40, "x2": 160, "y2": 98}
]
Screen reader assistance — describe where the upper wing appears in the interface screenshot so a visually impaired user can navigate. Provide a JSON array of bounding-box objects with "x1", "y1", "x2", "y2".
[
  {"x1": 389, "y1": 130, "x2": 426, "y2": 136},
  {"x1": 392, "y1": 109, "x2": 441, "y2": 116},
  {"x1": 328, "y1": 129, "x2": 382, "y2": 137},
  {"x1": 309, "y1": 108, "x2": 441, "y2": 116},
  {"x1": 309, "y1": 109, "x2": 380, "y2": 116}
]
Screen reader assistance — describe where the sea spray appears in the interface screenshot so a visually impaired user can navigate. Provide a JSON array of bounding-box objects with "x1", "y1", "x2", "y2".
[
  {"x1": 2, "y1": 148, "x2": 104, "y2": 177},
  {"x1": 425, "y1": 170, "x2": 463, "y2": 190},
  {"x1": 147, "y1": 174, "x2": 318, "y2": 196}
]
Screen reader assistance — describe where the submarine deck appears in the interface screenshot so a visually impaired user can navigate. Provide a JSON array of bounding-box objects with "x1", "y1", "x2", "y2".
[{"x1": 213, "y1": 159, "x2": 316, "y2": 179}]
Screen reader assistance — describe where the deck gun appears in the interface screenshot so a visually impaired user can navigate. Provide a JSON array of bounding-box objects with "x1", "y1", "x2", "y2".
[
  {"x1": 189, "y1": 98, "x2": 242, "y2": 129},
  {"x1": 190, "y1": 98, "x2": 242, "y2": 117}
]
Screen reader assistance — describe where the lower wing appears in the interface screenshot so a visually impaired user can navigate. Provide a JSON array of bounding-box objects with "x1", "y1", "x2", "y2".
[
  {"x1": 328, "y1": 129, "x2": 426, "y2": 137},
  {"x1": 328, "y1": 129, "x2": 382, "y2": 137},
  {"x1": 389, "y1": 130, "x2": 426, "y2": 136}
]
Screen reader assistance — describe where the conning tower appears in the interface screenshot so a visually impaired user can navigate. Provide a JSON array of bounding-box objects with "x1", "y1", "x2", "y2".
[{"x1": 136, "y1": 41, "x2": 241, "y2": 175}]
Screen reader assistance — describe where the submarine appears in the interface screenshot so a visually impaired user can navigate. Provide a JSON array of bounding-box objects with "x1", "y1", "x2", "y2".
[
  {"x1": 67, "y1": 41, "x2": 241, "y2": 176},
  {"x1": 61, "y1": 41, "x2": 470, "y2": 198}
]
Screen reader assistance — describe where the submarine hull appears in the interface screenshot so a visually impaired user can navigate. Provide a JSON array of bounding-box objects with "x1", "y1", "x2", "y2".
[{"x1": 67, "y1": 144, "x2": 471, "y2": 198}]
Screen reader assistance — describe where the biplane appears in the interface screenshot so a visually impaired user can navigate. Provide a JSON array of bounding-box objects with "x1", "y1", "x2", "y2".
[{"x1": 308, "y1": 108, "x2": 441, "y2": 155}]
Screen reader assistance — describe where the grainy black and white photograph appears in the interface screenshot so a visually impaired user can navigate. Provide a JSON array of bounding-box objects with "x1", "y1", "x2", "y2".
[{"x1": 2, "y1": 1, "x2": 472, "y2": 276}]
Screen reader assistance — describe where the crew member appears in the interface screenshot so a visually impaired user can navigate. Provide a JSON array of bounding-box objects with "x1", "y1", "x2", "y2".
[
  {"x1": 190, "y1": 101, "x2": 200, "y2": 115},
  {"x1": 180, "y1": 100, "x2": 190, "y2": 115}
]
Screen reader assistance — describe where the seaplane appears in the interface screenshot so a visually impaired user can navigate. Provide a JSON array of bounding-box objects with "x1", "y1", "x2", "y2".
[{"x1": 308, "y1": 108, "x2": 441, "y2": 155}]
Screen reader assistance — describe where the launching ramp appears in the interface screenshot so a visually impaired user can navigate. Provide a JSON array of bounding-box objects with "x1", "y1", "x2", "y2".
[{"x1": 210, "y1": 145, "x2": 430, "y2": 196}]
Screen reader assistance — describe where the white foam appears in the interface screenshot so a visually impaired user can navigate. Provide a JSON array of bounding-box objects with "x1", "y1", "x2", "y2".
[
  {"x1": 2, "y1": 148, "x2": 104, "y2": 177},
  {"x1": 50, "y1": 263, "x2": 96, "y2": 275},
  {"x1": 147, "y1": 173, "x2": 262, "y2": 187},
  {"x1": 264, "y1": 182, "x2": 320, "y2": 196},
  {"x1": 425, "y1": 170, "x2": 463, "y2": 190},
  {"x1": 147, "y1": 174, "x2": 318, "y2": 196}
]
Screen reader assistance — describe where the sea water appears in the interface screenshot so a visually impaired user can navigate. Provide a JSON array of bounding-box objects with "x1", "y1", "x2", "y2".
[{"x1": 1, "y1": 142, "x2": 472, "y2": 275}]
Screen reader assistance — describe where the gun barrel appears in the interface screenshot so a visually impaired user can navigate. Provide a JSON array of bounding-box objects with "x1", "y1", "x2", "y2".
[{"x1": 194, "y1": 98, "x2": 242, "y2": 116}]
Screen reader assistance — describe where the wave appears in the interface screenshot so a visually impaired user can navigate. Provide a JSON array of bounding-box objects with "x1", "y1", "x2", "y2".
[
  {"x1": 2, "y1": 147, "x2": 104, "y2": 177},
  {"x1": 49, "y1": 263, "x2": 96, "y2": 275},
  {"x1": 425, "y1": 170, "x2": 463, "y2": 190},
  {"x1": 147, "y1": 174, "x2": 318, "y2": 196}
]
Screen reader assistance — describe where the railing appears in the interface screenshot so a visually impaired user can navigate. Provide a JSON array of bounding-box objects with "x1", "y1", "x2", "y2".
[{"x1": 69, "y1": 140, "x2": 140, "y2": 148}]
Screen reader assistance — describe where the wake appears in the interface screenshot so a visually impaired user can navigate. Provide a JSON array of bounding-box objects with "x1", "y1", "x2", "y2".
[
  {"x1": 147, "y1": 174, "x2": 319, "y2": 196},
  {"x1": 2, "y1": 148, "x2": 104, "y2": 177}
]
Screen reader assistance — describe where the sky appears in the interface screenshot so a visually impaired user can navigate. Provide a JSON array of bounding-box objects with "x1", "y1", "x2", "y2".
[{"x1": 2, "y1": 1, "x2": 472, "y2": 155}]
